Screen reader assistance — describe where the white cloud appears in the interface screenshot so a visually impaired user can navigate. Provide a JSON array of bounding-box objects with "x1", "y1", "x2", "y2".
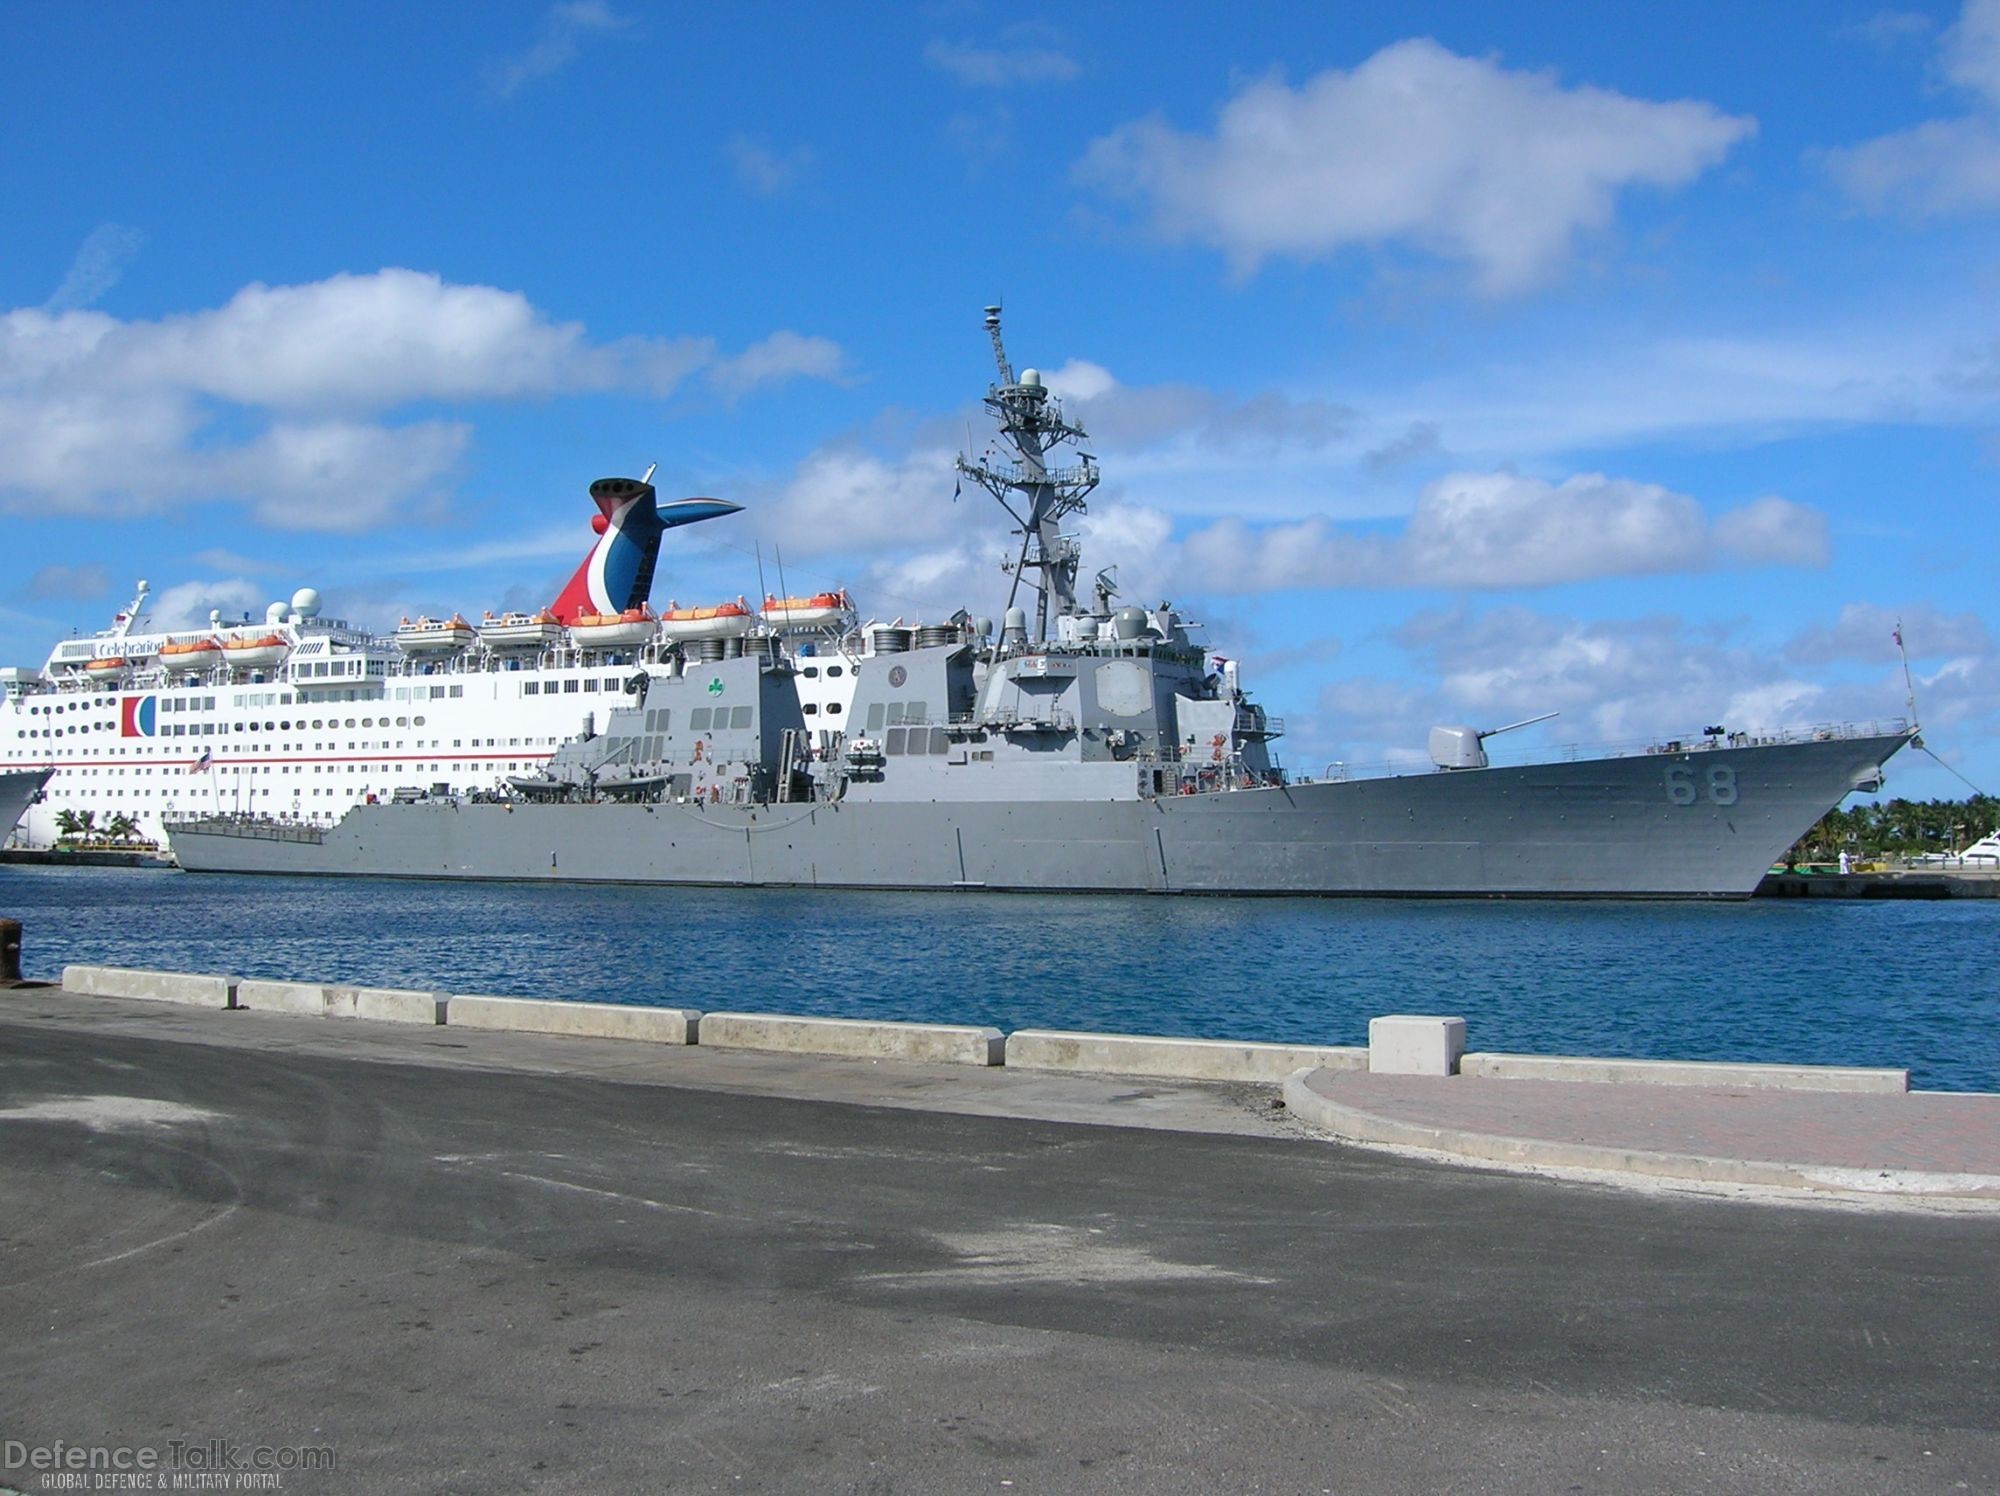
[
  {"x1": 1824, "y1": 0, "x2": 2000, "y2": 213},
  {"x1": 925, "y1": 30, "x2": 1079, "y2": 88},
  {"x1": 21, "y1": 564, "x2": 110, "y2": 601},
  {"x1": 1825, "y1": 117, "x2": 2000, "y2": 213},
  {"x1": 750, "y1": 442, "x2": 969, "y2": 559},
  {"x1": 44, "y1": 224, "x2": 145, "y2": 313},
  {"x1": 1843, "y1": 10, "x2": 1936, "y2": 49},
  {"x1": 1052, "y1": 361, "x2": 1352, "y2": 453},
  {"x1": 0, "y1": 270, "x2": 712, "y2": 414},
  {"x1": 1077, "y1": 39, "x2": 1754, "y2": 294},
  {"x1": 729, "y1": 136, "x2": 815, "y2": 196},
  {"x1": 1784, "y1": 601, "x2": 1994, "y2": 663},
  {"x1": 1709, "y1": 494, "x2": 1830, "y2": 567},
  {"x1": 0, "y1": 270, "x2": 840, "y2": 530},
  {"x1": 1947, "y1": 0, "x2": 2000, "y2": 103},
  {"x1": 1305, "y1": 601, "x2": 1993, "y2": 772},
  {"x1": 1171, "y1": 471, "x2": 1827, "y2": 593},
  {"x1": 709, "y1": 331, "x2": 849, "y2": 398},
  {"x1": 484, "y1": 1, "x2": 630, "y2": 98},
  {"x1": 146, "y1": 578, "x2": 269, "y2": 632}
]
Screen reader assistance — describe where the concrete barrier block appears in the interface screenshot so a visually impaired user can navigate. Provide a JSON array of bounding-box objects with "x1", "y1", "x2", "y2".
[
  {"x1": 1369, "y1": 1015, "x2": 1466, "y2": 1076},
  {"x1": 341, "y1": 987, "x2": 448, "y2": 1025},
  {"x1": 447, "y1": 995, "x2": 700, "y2": 1044},
  {"x1": 1460, "y1": 1052, "x2": 1910, "y2": 1094},
  {"x1": 234, "y1": 979, "x2": 333, "y2": 1016},
  {"x1": 1005, "y1": 1029, "x2": 1367, "y2": 1083},
  {"x1": 62, "y1": 964, "x2": 237, "y2": 1008},
  {"x1": 700, "y1": 1012, "x2": 1003, "y2": 1067}
]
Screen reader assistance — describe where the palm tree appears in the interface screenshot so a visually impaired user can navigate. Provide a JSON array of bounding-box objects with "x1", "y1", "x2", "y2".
[
  {"x1": 54, "y1": 809, "x2": 82, "y2": 842},
  {"x1": 105, "y1": 812, "x2": 140, "y2": 844}
]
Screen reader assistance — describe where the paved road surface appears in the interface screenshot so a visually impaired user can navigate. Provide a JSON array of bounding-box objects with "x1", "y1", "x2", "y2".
[{"x1": 0, "y1": 1002, "x2": 1995, "y2": 1494}]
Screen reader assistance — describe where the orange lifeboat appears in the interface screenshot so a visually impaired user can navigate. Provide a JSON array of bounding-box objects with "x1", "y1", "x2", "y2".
[
  {"x1": 160, "y1": 638, "x2": 222, "y2": 674},
  {"x1": 478, "y1": 608, "x2": 565, "y2": 650},
  {"x1": 657, "y1": 599, "x2": 757, "y2": 642},
  {"x1": 83, "y1": 656, "x2": 128, "y2": 674},
  {"x1": 568, "y1": 605, "x2": 659, "y2": 649},
  {"x1": 761, "y1": 589, "x2": 852, "y2": 630},
  {"x1": 222, "y1": 633, "x2": 289, "y2": 669},
  {"x1": 394, "y1": 614, "x2": 476, "y2": 655}
]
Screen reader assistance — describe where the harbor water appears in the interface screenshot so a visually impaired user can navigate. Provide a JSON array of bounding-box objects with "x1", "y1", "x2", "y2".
[{"x1": 5, "y1": 864, "x2": 1996, "y2": 1092}]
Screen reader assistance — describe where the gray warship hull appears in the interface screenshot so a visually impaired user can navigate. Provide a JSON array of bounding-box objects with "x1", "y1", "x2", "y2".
[
  {"x1": 1, "y1": 769, "x2": 51, "y2": 846},
  {"x1": 166, "y1": 731, "x2": 1908, "y2": 898}
]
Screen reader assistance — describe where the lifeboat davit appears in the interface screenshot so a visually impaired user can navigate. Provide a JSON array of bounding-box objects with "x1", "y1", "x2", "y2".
[
  {"x1": 656, "y1": 599, "x2": 756, "y2": 642},
  {"x1": 222, "y1": 633, "x2": 289, "y2": 669},
  {"x1": 568, "y1": 606, "x2": 659, "y2": 649},
  {"x1": 159, "y1": 638, "x2": 222, "y2": 674},
  {"x1": 478, "y1": 609, "x2": 565, "y2": 651},
  {"x1": 395, "y1": 615, "x2": 476, "y2": 655},
  {"x1": 762, "y1": 589, "x2": 852, "y2": 630}
]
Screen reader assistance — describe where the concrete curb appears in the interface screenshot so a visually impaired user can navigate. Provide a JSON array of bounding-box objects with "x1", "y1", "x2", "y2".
[
  {"x1": 62, "y1": 964, "x2": 237, "y2": 1008},
  {"x1": 1279, "y1": 1069, "x2": 2000, "y2": 1201},
  {"x1": 1461, "y1": 1051, "x2": 1909, "y2": 1094},
  {"x1": 1007, "y1": 1029, "x2": 1365, "y2": 1083},
  {"x1": 448, "y1": 995, "x2": 700, "y2": 1044},
  {"x1": 234, "y1": 980, "x2": 446, "y2": 1024},
  {"x1": 701, "y1": 1012, "x2": 1003, "y2": 1066}
]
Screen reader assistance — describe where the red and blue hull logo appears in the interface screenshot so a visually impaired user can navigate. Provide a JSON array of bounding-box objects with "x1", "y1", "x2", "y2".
[{"x1": 120, "y1": 695, "x2": 156, "y2": 737}]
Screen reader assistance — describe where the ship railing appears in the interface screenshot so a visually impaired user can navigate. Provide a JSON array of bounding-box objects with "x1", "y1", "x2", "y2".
[
  {"x1": 160, "y1": 812, "x2": 327, "y2": 845},
  {"x1": 969, "y1": 461, "x2": 1099, "y2": 490},
  {"x1": 1287, "y1": 718, "x2": 1916, "y2": 785}
]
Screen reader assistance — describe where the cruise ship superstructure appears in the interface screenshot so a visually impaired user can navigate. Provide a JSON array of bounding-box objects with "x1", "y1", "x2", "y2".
[{"x1": 0, "y1": 477, "x2": 842, "y2": 849}]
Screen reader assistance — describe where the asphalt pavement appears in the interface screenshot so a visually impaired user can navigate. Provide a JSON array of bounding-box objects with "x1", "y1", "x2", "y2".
[{"x1": 1, "y1": 991, "x2": 1996, "y2": 1494}]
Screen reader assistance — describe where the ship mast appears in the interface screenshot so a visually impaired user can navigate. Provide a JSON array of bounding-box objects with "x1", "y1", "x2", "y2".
[{"x1": 955, "y1": 306, "x2": 1099, "y2": 641}]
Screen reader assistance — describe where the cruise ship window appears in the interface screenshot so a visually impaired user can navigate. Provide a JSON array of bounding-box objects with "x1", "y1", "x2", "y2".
[
  {"x1": 523, "y1": 682, "x2": 539, "y2": 695},
  {"x1": 803, "y1": 702, "x2": 819, "y2": 714},
  {"x1": 828, "y1": 666, "x2": 844, "y2": 677},
  {"x1": 584, "y1": 679, "x2": 598, "y2": 692},
  {"x1": 803, "y1": 666, "x2": 819, "y2": 678},
  {"x1": 563, "y1": 680, "x2": 579, "y2": 693},
  {"x1": 827, "y1": 702, "x2": 842, "y2": 716}
]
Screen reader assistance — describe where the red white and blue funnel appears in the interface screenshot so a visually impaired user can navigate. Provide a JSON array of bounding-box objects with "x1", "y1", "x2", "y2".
[{"x1": 549, "y1": 475, "x2": 739, "y2": 623}]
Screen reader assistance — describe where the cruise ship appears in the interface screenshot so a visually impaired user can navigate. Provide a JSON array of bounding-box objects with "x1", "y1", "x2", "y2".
[{"x1": 0, "y1": 476, "x2": 868, "y2": 849}]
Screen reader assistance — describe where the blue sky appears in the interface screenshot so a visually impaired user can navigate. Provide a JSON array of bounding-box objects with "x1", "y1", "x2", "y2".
[{"x1": 3, "y1": 1, "x2": 1996, "y2": 798}]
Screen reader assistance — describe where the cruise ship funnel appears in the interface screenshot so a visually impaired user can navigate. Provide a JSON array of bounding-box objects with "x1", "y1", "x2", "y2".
[{"x1": 549, "y1": 477, "x2": 741, "y2": 625}]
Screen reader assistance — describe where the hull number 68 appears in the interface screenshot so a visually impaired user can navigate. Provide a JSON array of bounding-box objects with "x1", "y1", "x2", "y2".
[{"x1": 1665, "y1": 763, "x2": 1738, "y2": 807}]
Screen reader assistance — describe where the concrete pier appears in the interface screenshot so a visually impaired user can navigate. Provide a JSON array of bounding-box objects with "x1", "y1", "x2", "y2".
[{"x1": 1, "y1": 984, "x2": 1996, "y2": 1494}]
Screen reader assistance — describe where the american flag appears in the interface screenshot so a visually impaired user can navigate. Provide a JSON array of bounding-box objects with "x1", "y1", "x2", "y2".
[{"x1": 188, "y1": 750, "x2": 212, "y2": 774}]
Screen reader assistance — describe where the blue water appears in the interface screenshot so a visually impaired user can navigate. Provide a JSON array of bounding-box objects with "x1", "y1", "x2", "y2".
[{"x1": 5, "y1": 865, "x2": 1996, "y2": 1092}]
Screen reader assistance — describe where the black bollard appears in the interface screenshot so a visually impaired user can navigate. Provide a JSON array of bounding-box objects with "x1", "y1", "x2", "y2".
[{"x1": 0, "y1": 918, "x2": 21, "y2": 984}]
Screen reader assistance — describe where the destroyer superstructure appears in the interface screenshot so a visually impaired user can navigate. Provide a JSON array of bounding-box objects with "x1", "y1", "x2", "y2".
[{"x1": 166, "y1": 309, "x2": 1914, "y2": 897}]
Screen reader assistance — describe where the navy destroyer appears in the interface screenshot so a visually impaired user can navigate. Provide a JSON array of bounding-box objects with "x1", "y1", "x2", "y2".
[
  {"x1": 0, "y1": 768, "x2": 51, "y2": 847},
  {"x1": 165, "y1": 310, "x2": 1913, "y2": 897}
]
